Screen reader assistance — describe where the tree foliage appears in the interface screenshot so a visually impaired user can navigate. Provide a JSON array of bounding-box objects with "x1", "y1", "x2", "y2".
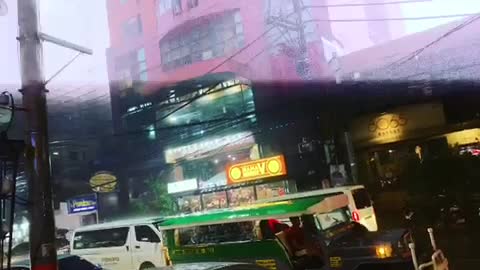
[{"x1": 132, "y1": 175, "x2": 175, "y2": 216}]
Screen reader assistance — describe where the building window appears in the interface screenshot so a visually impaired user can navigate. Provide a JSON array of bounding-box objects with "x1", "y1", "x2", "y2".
[
  {"x1": 137, "y1": 48, "x2": 148, "y2": 81},
  {"x1": 187, "y1": 0, "x2": 199, "y2": 9},
  {"x1": 160, "y1": 10, "x2": 244, "y2": 71},
  {"x1": 172, "y1": 0, "x2": 182, "y2": 15},
  {"x1": 123, "y1": 15, "x2": 142, "y2": 39},
  {"x1": 69, "y1": 151, "x2": 79, "y2": 161},
  {"x1": 158, "y1": 0, "x2": 172, "y2": 15}
]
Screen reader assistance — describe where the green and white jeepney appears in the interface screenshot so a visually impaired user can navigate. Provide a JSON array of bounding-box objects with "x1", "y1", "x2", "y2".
[{"x1": 158, "y1": 194, "x2": 413, "y2": 270}]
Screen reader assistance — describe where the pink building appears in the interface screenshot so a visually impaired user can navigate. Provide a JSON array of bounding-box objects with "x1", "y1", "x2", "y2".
[{"x1": 105, "y1": 0, "x2": 339, "y2": 98}]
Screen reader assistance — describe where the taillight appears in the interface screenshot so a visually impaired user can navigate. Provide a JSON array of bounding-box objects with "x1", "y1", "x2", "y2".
[{"x1": 352, "y1": 211, "x2": 360, "y2": 222}]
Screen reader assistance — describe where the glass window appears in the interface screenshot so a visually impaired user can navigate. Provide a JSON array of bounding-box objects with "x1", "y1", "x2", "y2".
[
  {"x1": 159, "y1": 10, "x2": 244, "y2": 71},
  {"x1": 255, "y1": 182, "x2": 286, "y2": 200},
  {"x1": 178, "y1": 195, "x2": 202, "y2": 213},
  {"x1": 352, "y1": 188, "x2": 372, "y2": 209},
  {"x1": 176, "y1": 221, "x2": 255, "y2": 246},
  {"x1": 158, "y1": 0, "x2": 172, "y2": 15},
  {"x1": 137, "y1": 48, "x2": 146, "y2": 62},
  {"x1": 228, "y1": 186, "x2": 255, "y2": 207},
  {"x1": 140, "y1": 72, "x2": 148, "y2": 82},
  {"x1": 73, "y1": 227, "x2": 129, "y2": 249},
  {"x1": 202, "y1": 191, "x2": 227, "y2": 210},
  {"x1": 69, "y1": 151, "x2": 79, "y2": 161},
  {"x1": 172, "y1": 0, "x2": 182, "y2": 15},
  {"x1": 187, "y1": 0, "x2": 199, "y2": 9},
  {"x1": 316, "y1": 209, "x2": 349, "y2": 231},
  {"x1": 123, "y1": 16, "x2": 142, "y2": 38},
  {"x1": 135, "y1": 225, "x2": 161, "y2": 242}
]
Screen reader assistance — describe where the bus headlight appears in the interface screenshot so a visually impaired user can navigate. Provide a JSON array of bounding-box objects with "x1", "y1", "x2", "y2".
[{"x1": 376, "y1": 244, "x2": 393, "y2": 258}]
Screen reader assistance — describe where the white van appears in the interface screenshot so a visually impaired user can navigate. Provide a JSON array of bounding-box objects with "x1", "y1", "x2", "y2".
[
  {"x1": 70, "y1": 217, "x2": 167, "y2": 270},
  {"x1": 257, "y1": 185, "x2": 378, "y2": 231}
]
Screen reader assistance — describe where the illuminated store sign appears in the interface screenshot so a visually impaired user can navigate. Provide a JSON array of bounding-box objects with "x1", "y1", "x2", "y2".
[
  {"x1": 227, "y1": 155, "x2": 287, "y2": 185},
  {"x1": 168, "y1": 179, "x2": 198, "y2": 194},
  {"x1": 165, "y1": 131, "x2": 254, "y2": 163},
  {"x1": 350, "y1": 103, "x2": 446, "y2": 146},
  {"x1": 67, "y1": 194, "x2": 97, "y2": 214}
]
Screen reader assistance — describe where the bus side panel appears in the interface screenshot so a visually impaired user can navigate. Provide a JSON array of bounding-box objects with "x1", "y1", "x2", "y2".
[{"x1": 169, "y1": 240, "x2": 291, "y2": 270}]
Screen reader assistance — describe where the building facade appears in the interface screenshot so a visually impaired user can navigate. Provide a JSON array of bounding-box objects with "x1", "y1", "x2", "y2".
[
  {"x1": 104, "y1": 0, "x2": 408, "y2": 213},
  {"x1": 104, "y1": 0, "x2": 337, "y2": 211}
]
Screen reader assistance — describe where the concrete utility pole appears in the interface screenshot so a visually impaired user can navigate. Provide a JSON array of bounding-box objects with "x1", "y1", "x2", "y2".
[
  {"x1": 17, "y1": 0, "x2": 92, "y2": 269},
  {"x1": 17, "y1": 0, "x2": 58, "y2": 269}
]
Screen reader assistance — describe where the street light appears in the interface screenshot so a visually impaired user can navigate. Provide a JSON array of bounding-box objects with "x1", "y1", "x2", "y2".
[{"x1": 0, "y1": 0, "x2": 8, "y2": 16}]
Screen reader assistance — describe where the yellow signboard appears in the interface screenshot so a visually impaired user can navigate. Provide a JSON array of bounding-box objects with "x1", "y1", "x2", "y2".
[
  {"x1": 89, "y1": 171, "x2": 117, "y2": 193},
  {"x1": 226, "y1": 155, "x2": 287, "y2": 185}
]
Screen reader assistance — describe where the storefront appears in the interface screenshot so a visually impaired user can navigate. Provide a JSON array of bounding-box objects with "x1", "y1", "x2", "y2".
[
  {"x1": 350, "y1": 102, "x2": 480, "y2": 189},
  {"x1": 168, "y1": 154, "x2": 297, "y2": 213}
]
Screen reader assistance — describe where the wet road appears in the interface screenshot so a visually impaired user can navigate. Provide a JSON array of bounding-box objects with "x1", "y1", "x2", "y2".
[{"x1": 377, "y1": 211, "x2": 480, "y2": 270}]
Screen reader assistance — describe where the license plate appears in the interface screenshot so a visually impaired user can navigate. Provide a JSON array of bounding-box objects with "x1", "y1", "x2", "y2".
[{"x1": 330, "y1": 256, "x2": 342, "y2": 268}]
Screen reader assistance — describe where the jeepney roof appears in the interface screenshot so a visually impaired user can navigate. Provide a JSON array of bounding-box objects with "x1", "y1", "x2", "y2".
[{"x1": 159, "y1": 194, "x2": 348, "y2": 229}]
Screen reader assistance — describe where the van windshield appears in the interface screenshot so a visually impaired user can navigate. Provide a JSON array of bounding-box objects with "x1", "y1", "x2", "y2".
[{"x1": 73, "y1": 227, "x2": 129, "y2": 249}]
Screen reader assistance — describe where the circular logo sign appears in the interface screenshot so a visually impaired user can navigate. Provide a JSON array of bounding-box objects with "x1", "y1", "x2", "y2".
[
  {"x1": 267, "y1": 158, "x2": 282, "y2": 174},
  {"x1": 89, "y1": 171, "x2": 117, "y2": 193},
  {"x1": 229, "y1": 167, "x2": 242, "y2": 181}
]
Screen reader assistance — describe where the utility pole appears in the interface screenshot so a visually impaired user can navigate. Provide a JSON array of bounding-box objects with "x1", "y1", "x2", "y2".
[
  {"x1": 17, "y1": 0, "x2": 58, "y2": 269},
  {"x1": 17, "y1": 1, "x2": 92, "y2": 269},
  {"x1": 292, "y1": 0, "x2": 311, "y2": 80}
]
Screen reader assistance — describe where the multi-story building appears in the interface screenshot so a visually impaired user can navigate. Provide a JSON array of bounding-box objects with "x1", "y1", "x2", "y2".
[
  {"x1": 104, "y1": 0, "x2": 404, "y2": 213},
  {"x1": 104, "y1": 0, "x2": 336, "y2": 211}
]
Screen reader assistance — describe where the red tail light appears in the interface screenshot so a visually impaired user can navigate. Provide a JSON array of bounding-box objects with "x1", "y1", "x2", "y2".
[{"x1": 352, "y1": 211, "x2": 360, "y2": 222}]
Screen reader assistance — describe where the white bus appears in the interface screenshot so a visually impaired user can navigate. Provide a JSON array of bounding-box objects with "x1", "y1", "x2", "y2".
[{"x1": 70, "y1": 217, "x2": 167, "y2": 270}]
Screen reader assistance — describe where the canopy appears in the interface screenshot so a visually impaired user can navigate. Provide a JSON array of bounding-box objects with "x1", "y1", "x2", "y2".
[{"x1": 160, "y1": 194, "x2": 348, "y2": 229}]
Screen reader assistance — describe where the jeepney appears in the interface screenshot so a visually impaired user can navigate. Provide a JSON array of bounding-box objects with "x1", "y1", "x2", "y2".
[{"x1": 158, "y1": 194, "x2": 413, "y2": 270}]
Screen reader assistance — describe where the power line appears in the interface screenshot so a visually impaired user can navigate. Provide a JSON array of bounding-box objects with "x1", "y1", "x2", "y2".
[
  {"x1": 304, "y1": 13, "x2": 480, "y2": 23},
  {"x1": 305, "y1": 0, "x2": 432, "y2": 9},
  {"x1": 385, "y1": 15, "x2": 480, "y2": 69}
]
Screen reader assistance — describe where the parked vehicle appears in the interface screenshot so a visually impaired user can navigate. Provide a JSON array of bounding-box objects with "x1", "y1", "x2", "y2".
[
  {"x1": 11, "y1": 255, "x2": 103, "y2": 270},
  {"x1": 158, "y1": 194, "x2": 413, "y2": 270},
  {"x1": 7, "y1": 238, "x2": 71, "y2": 265},
  {"x1": 256, "y1": 185, "x2": 378, "y2": 231},
  {"x1": 70, "y1": 217, "x2": 166, "y2": 270}
]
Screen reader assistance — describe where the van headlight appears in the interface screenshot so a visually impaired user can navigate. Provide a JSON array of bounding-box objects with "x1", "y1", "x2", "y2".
[{"x1": 375, "y1": 244, "x2": 393, "y2": 259}]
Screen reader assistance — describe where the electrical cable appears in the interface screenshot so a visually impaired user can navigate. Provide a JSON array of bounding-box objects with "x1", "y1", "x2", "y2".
[
  {"x1": 304, "y1": 12, "x2": 480, "y2": 23},
  {"x1": 387, "y1": 15, "x2": 480, "y2": 68},
  {"x1": 305, "y1": 0, "x2": 433, "y2": 9},
  {"x1": 384, "y1": 15, "x2": 480, "y2": 70}
]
